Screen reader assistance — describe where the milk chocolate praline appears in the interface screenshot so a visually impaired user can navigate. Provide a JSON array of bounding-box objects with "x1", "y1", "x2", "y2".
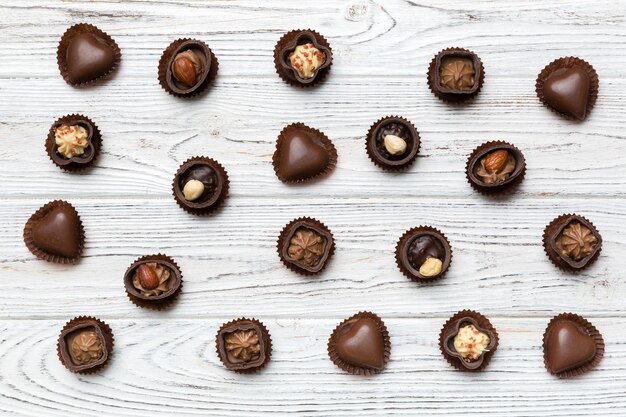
[
  {"x1": 327, "y1": 311, "x2": 390, "y2": 376},
  {"x1": 543, "y1": 214, "x2": 602, "y2": 272},
  {"x1": 439, "y1": 310, "x2": 498, "y2": 372},
  {"x1": 428, "y1": 47, "x2": 484, "y2": 103},
  {"x1": 365, "y1": 116, "x2": 420, "y2": 171},
  {"x1": 274, "y1": 29, "x2": 332, "y2": 87},
  {"x1": 158, "y1": 38, "x2": 218, "y2": 98},
  {"x1": 216, "y1": 318, "x2": 272, "y2": 373},
  {"x1": 466, "y1": 141, "x2": 526, "y2": 195},
  {"x1": 543, "y1": 313, "x2": 604, "y2": 378},
  {"x1": 123, "y1": 254, "x2": 183, "y2": 310},
  {"x1": 46, "y1": 114, "x2": 101, "y2": 172},
  {"x1": 172, "y1": 156, "x2": 229, "y2": 215},
  {"x1": 57, "y1": 23, "x2": 121, "y2": 86},
  {"x1": 277, "y1": 217, "x2": 335, "y2": 276},
  {"x1": 57, "y1": 316, "x2": 114, "y2": 374},
  {"x1": 273, "y1": 123, "x2": 337, "y2": 183},
  {"x1": 395, "y1": 226, "x2": 452, "y2": 283},
  {"x1": 536, "y1": 57, "x2": 598, "y2": 121},
  {"x1": 23, "y1": 200, "x2": 85, "y2": 264}
]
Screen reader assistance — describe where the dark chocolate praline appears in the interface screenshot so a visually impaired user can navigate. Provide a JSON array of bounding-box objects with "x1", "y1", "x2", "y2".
[
  {"x1": 46, "y1": 114, "x2": 101, "y2": 172},
  {"x1": 428, "y1": 47, "x2": 484, "y2": 103},
  {"x1": 395, "y1": 227, "x2": 452, "y2": 283},
  {"x1": 365, "y1": 116, "x2": 420, "y2": 171},
  {"x1": 466, "y1": 141, "x2": 526, "y2": 195},
  {"x1": 158, "y1": 39, "x2": 218, "y2": 98},
  {"x1": 277, "y1": 217, "x2": 335, "y2": 275},
  {"x1": 216, "y1": 318, "x2": 272, "y2": 373},
  {"x1": 123, "y1": 254, "x2": 183, "y2": 310},
  {"x1": 172, "y1": 157, "x2": 229, "y2": 215},
  {"x1": 274, "y1": 30, "x2": 332, "y2": 87},
  {"x1": 543, "y1": 214, "x2": 602, "y2": 272},
  {"x1": 57, "y1": 316, "x2": 114, "y2": 374},
  {"x1": 439, "y1": 310, "x2": 498, "y2": 372}
]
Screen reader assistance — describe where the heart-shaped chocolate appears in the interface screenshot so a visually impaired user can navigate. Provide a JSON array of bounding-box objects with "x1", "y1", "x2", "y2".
[
  {"x1": 66, "y1": 33, "x2": 115, "y2": 84},
  {"x1": 545, "y1": 320, "x2": 596, "y2": 373},
  {"x1": 542, "y1": 67, "x2": 590, "y2": 120},
  {"x1": 335, "y1": 317, "x2": 385, "y2": 370},
  {"x1": 274, "y1": 124, "x2": 336, "y2": 183},
  {"x1": 27, "y1": 202, "x2": 83, "y2": 259}
]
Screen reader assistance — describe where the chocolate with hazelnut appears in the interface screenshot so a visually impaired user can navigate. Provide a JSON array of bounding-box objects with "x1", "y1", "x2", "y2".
[{"x1": 158, "y1": 39, "x2": 218, "y2": 98}]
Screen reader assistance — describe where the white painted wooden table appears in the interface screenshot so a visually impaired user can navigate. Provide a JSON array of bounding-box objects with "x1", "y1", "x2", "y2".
[{"x1": 1, "y1": 1, "x2": 625, "y2": 415}]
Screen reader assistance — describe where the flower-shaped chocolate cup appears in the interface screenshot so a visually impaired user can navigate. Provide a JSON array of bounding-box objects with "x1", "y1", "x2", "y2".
[
  {"x1": 544, "y1": 214, "x2": 602, "y2": 271},
  {"x1": 466, "y1": 141, "x2": 526, "y2": 195},
  {"x1": 46, "y1": 114, "x2": 101, "y2": 172},
  {"x1": 441, "y1": 317, "x2": 497, "y2": 371},
  {"x1": 274, "y1": 30, "x2": 332, "y2": 87}
]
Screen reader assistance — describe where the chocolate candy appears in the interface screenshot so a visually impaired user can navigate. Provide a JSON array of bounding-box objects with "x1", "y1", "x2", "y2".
[
  {"x1": 327, "y1": 312, "x2": 390, "y2": 375},
  {"x1": 216, "y1": 318, "x2": 272, "y2": 373},
  {"x1": 278, "y1": 217, "x2": 334, "y2": 275},
  {"x1": 172, "y1": 156, "x2": 229, "y2": 215},
  {"x1": 439, "y1": 310, "x2": 498, "y2": 371},
  {"x1": 158, "y1": 39, "x2": 218, "y2": 98},
  {"x1": 365, "y1": 116, "x2": 420, "y2": 171},
  {"x1": 543, "y1": 214, "x2": 602, "y2": 271},
  {"x1": 46, "y1": 114, "x2": 101, "y2": 172},
  {"x1": 428, "y1": 48, "x2": 484, "y2": 102},
  {"x1": 273, "y1": 123, "x2": 337, "y2": 183},
  {"x1": 274, "y1": 30, "x2": 332, "y2": 87},
  {"x1": 124, "y1": 254, "x2": 183, "y2": 310},
  {"x1": 536, "y1": 57, "x2": 598, "y2": 120},
  {"x1": 57, "y1": 24, "x2": 120, "y2": 86},
  {"x1": 57, "y1": 316, "x2": 114, "y2": 374},
  {"x1": 23, "y1": 200, "x2": 85, "y2": 264},
  {"x1": 543, "y1": 313, "x2": 604, "y2": 378},
  {"x1": 466, "y1": 141, "x2": 526, "y2": 195},
  {"x1": 395, "y1": 226, "x2": 452, "y2": 283}
]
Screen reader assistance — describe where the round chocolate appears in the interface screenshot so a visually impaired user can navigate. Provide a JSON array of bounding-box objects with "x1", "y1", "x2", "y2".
[
  {"x1": 277, "y1": 217, "x2": 334, "y2": 275},
  {"x1": 123, "y1": 254, "x2": 183, "y2": 310},
  {"x1": 57, "y1": 316, "x2": 114, "y2": 374},
  {"x1": 158, "y1": 39, "x2": 218, "y2": 98},
  {"x1": 395, "y1": 227, "x2": 452, "y2": 283},
  {"x1": 172, "y1": 157, "x2": 229, "y2": 215},
  {"x1": 57, "y1": 23, "x2": 121, "y2": 86},
  {"x1": 327, "y1": 311, "x2": 391, "y2": 376},
  {"x1": 439, "y1": 310, "x2": 498, "y2": 372},
  {"x1": 274, "y1": 30, "x2": 332, "y2": 87},
  {"x1": 543, "y1": 313, "x2": 604, "y2": 378},
  {"x1": 365, "y1": 116, "x2": 420, "y2": 170},
  {"x1": 536, "y1": 57, "x2": 598, "y2": 121},
  {"x1": 543, "y1": 214, "x2": 602, "y2": 272},
  {"x1": 46, "y1": 114, "x2": 101, "y2": 172},
  {"x1": 428, "y1": 47, "x2": 484, "y2": 103},
  {"x1": 466, "y1": 141, "x2": 526, "y2": 194},
  {"x1": 216, "y1": 318, "x2": 272, "y2": 373}
]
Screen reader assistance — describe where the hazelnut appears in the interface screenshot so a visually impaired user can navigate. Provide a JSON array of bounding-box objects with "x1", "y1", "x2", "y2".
[
  {"x1": 183, "y1": 179, "x2": 205, "y2": 201},
  {"x1": 418, "y1": 257, "x2": 442, "y2": 277},
  {"x1": 483, "y1": 149, "x2": 509, "y2": 174},
  {"x1": 137, "y1": 264, "x2": 159, "y2": 290},
  {"x1": 383, "y1": 134, "x2": 407, "y2": 156},
  {"x1": 172, "y1": 50, "x2": 202, "y2": 88}
]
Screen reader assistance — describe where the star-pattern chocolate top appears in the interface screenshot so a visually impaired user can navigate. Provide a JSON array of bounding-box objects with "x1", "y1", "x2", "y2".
[
  {"x1": 555, "y1": 222, "x2": 598, "y2": 261},
  {"x1": 440, "y1": 57, "x2": 475, "y2": 91},
  {"x1": 428, "y1": 47, "x2": 484, "y2": 102},
  {"x1": 216, "y1": 318, "x2": 272, "y2": 373},
  {"x1": 544, "y1": 214, "x2": 602, "y2": 271},
  {"x1": 69, "y1": 330, "x2": 103, "y2": 365},
  {"x1": 278, "y1": 218, "x2": 334, "y2": 275},
  {"x1": 288, "y1": 228, "x2": 325, "y2": 267},
  {"x1": 225, "y1": 329, "x2": 261, "y2": 364}
]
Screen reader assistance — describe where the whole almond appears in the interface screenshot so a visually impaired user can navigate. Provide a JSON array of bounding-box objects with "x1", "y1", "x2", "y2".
[
  {"x1": 172, "y1": 56, "x2": 198, "y2": 87},
  {"x1": 484, "y1": 149, "x2": 509, "y2": 173},
  {"x1": 137, "y1": 264, "x2": 159, "y2": 290}
]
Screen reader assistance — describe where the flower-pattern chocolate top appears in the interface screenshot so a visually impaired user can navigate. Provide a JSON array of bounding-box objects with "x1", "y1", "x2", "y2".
[
  {"x1": 440, "y1": 57, "x2": 475, "y2": 90},
  {"x1": 556, "y1": 222, "x2": 598, "y2": 261},
  {"x1": 288, "y1": 43, "x2": 326, "y2": 79},
  {"x1": 288, "y1": 228, "x2": 324, "y2": 267},
  {"x1": 54, "y1": 125, "x2": 89, "y2": 158},
  {"x1": 69, "y1": 330, "x2": 103, "y2": 365},
  {"x1": 132, "y1": 263, "x2": 172, "y2": 297},
  {"x1": 453, "y1": 324, "x2": 490, "y2": 362},
  {"x1": 225, "y1": 329, "x2": 261, "y2": 363}
]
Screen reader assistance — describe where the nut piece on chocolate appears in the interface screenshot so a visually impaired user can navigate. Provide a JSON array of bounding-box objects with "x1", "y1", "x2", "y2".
[
  {"x1": 408, "y1": 235, "x2": 445, "y2": 277},
  {"x1": 556, "y1": 222, "x2": 598, "y2": 261},
  {"x1": 476, "y1": 149, "x2": 516, "y2": 185},
  {"x1": 365, "y1": 116, "x2": 420, "y2": 171},
  {"x1": 172, "y1": 50, "x2": 203, "y2": 88},
  {"x1": 216, "y1": 318, "x2": 271, "y2": 373},
  {"x1": 54, "y1": 124, "x2": 89, "y2": 159},
  {"x1": 132, "y1": 262, "x2": 172, "y2": 297},
  {"x1": 288, "y1": 43, "x2": 326, "y2": 79},
  {"x1": 440, "y1": 57, "x2": 475, "y2": 91}
]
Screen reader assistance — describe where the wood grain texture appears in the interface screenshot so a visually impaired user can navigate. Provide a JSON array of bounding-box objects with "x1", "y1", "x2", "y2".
[{"x1": 1, "y1": 0, "x2": 625, "y2": 415}]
